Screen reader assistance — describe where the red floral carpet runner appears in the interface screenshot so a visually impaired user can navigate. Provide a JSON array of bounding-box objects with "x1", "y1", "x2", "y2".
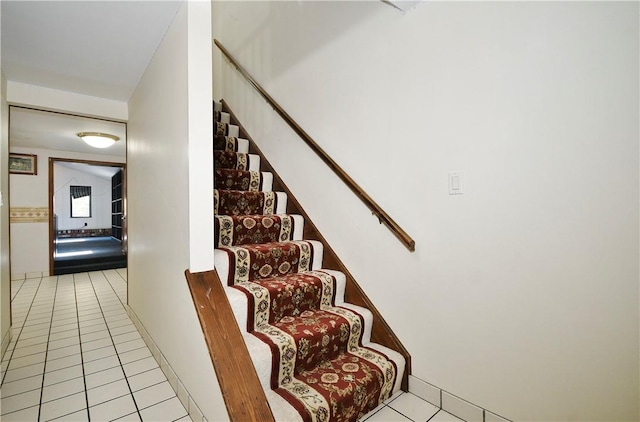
[
  {"x1": 219, "y1": 240, "x2": 315, "y2": 285},
  {"x1": 213, "y1": 106, "x2": 402, "y2": 421},
  {"x1": 214, "y1": 189, "x2": 278, "y2": 216},
  {"x1": 215, "y1": 168, "x2": 263, "y2": 191},
  {"x1": 214, "y1": 134, "x2": 242, "y2": 152},
  {"x1": 215, "y1": 214, "x2": 295, "y2": 247}
]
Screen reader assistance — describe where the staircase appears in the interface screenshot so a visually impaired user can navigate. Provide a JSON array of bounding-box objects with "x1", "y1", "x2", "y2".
[{"x1": 212, "y1": 102, "x2": 406, "y2": 421}]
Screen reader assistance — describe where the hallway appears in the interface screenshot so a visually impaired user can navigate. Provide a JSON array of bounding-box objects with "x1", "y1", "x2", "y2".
[{"x1": 0, "y1": 270, "x2": 191, "y2": 421}]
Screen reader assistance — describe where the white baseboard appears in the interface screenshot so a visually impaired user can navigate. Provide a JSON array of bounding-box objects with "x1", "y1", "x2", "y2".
[
  {"x1": 1, "y1": 327, "x2": 13, "y2": 381},
  {"x1": 11, "y1": 271, "x2": 50, "y2": 281},
  {"x1": 127, "y1": 307, "x2": 208, "y2": 422},
  {"x1": 1, "y1": 327, "x2": 12, "y2": 359},
  {"x1": 409, "y1": 375, "x2": 512, "y2": 422}
]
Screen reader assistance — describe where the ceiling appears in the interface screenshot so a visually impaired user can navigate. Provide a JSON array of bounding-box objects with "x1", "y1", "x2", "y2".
[
  {"x1": 1, "y1": 1, "x2": 183, "y2": 101},
  {"x1": 56, "y1": 161, "x2": 122, "y2": 180},
  {"x1": 10, "y1": 107, "x2": 127, "y2": 157},
  {"x1": 2, "y1": 1, "x2": 183, "y2": 158}
]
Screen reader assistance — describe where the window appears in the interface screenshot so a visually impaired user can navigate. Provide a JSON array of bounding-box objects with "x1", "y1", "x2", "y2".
[{"x1": 70, "y1": 185, "x2": 91, "y2": 218}]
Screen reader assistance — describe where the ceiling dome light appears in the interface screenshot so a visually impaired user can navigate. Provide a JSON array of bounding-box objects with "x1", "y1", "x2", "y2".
[{"x1": 77, "y1": 132, "x2": 120, "y2": 149}]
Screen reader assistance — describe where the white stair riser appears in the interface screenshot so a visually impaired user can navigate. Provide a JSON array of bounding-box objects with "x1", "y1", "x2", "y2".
[
  {"x1": 236, "y1": 138, "x2": 249, "y2": 153},
  {"x1": 219, "y1": 112, "x2": 230, "y2": 124}
]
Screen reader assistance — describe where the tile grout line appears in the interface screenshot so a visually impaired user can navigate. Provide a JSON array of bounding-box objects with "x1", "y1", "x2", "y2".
[
  {"x1": 73, "y1": 273, "x2": 92, "y2": 422},
  {"x1": 137, "y1": 395, "x2": 186, "y2": 414},
  {"x1": 1, "y1": 276, "x2": 46, "y2": 386},
  {"x1": 10, "y1": 278, "x2": 27, "y2": 302},
  {"x1": 37, "y1": 275, "x2": 60, "y2": 422},
  {"x1": 102, "y1": 270, "x2": 128, "y2": 312},
  {"x1": 426, "y1": 409, "x2": 443, "y2": 422},
  {"x1": 87, "y1": 271, "x2": 143, "y2": 421},
  {"x1": 409, "y1": 375, "x2": 512, "y2": 422}
]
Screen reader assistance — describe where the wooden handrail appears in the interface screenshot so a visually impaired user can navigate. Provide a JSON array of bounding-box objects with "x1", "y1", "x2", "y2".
[{"x1": 214, "y1": 39, "x2": 416, "y2": 252}]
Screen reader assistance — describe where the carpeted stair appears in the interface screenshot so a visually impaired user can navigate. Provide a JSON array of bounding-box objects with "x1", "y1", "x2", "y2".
[{"x1": 213, "y1": 102, "x2": 405, "y2": 422}]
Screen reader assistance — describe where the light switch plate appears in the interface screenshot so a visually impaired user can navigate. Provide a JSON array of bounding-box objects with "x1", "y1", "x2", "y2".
[{"x1": 448, "y1": 172, "x2": 463, "y2": 195}]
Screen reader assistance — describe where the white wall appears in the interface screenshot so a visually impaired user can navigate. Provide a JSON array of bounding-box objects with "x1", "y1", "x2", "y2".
[
  {"x1": 127, "y1": 2, "x2": 224, "y2": 420},
  {"x1": 213, "y1": 2, "x2": 639, "y2": 421},
  {"x1": 53, "y1": 163, "x2": 113, "y2": 231},
  {"x1": 1, "y1": 71, "x2": 11, "y2": 357},
  {"x1": 0, "y1": 3, "x2": 11, "y2": 360},
  {"x1": 7, "y1": 81, "x2": 127, "y2": 122},
  {"x1": 9, "y1": 146, "x2": 123, "y2": 275}
]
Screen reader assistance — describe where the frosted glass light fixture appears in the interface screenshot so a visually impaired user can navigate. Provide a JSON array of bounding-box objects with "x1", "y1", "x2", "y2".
[{"x1": 77, "y1": 132, "x2": 120, "y2": 149}]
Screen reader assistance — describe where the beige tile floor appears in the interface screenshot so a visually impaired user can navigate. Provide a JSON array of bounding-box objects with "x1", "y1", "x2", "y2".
[
  {"x1": 2, "y1": 269, "x2": 461, "y2": 422},
  {"x1": 362, "y1": 390, "x2": 464, "y2": 422},
  {"x1": 1, "y1": 269, "x2": 190, "y2": 422}
]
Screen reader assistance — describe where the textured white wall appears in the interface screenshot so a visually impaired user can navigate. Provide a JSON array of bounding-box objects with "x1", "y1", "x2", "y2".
[
  {"x1": 9, "y1": 146, "x2": 123, "y2": 275},
  {"x1": 213, "y1": 2, "x2": 639, "y2": 421},
  {"x1": 187, "y1": 0, "x2": 213, "y2": 272},
  {"x1": 127, "y1": 2, "x2": 225, "y2": 420}
]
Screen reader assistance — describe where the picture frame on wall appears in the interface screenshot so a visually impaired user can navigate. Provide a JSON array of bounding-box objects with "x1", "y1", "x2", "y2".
[{"x1": 9, "y1": 153, "x2": 37, "y2": 175}]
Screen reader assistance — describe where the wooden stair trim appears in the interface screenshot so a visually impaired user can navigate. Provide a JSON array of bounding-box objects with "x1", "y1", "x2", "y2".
[
  {"x1": 184, "y1": 269, "x2": 275, "y2": 422},
  {"x1": 221, "y1": 99, "x2": 412, "y2": 391}
]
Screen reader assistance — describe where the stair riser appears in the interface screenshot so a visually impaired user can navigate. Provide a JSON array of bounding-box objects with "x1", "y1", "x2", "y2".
[
  {"x1": 214, "y1": 135, "x2": 250, "y2": 153},
  {"x1": 214, "y1": 190, "x2": 288, "y2": 216},
  {"x1": 214, "y1": 151, "x2": 261, "y2": 172},
  {"x1": 216, "y1": 122, "x2": 240, "y2": 137},
  {"x1": 214, "y1": 241, "x2": 324, "y2": 286},
  {"x1": 215, "y1": 214, "x2": 304, "y2": 248},
  {"x1": 214, "y1": 169, "x2": 273, "y2": 192},
  {"x1": 214, "y1": 110, "x2": 231, "y2": 124}
]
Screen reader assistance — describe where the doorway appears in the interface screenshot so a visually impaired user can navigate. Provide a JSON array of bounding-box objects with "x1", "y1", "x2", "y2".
[
  {"x1": 8, "y1": 106, "x2": 126, "y2": 278},
  {"x1": 50, "y1": 159, "x2": 127, "y2": 275}
]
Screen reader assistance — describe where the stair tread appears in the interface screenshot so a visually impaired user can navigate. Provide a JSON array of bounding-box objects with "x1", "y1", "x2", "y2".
[
  {"x1": 268, "y1": 343, "x2": 398, "y2": 421},
  {"x1": 233, "y1": 269, "x2": 336, "y2": 329},
  {"x1": 220, "y1": 239, "x2": 315, "y2": 250},
  {"x1": 225, "y1": 269, "x2": 347, "y2": 332},
  {"x1": 242, "y1": 321, "x2": 404, "y2": 391},
  {"x1": 282, "y1": 349, "x2": 396, "y2": 420},
  {"x1": 269, "y1": 308, "x2": 355, "y2": 371}
]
